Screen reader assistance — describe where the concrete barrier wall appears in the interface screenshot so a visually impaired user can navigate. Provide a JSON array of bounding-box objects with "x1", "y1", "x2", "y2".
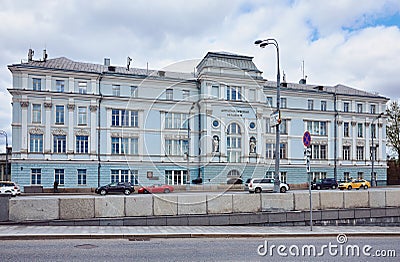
[
  {"x1": 9, "y1": 198, "x2": 59, "y2": 222},
  {"x1": 6, "y1": 189, "x2": 400, "y2": 222}
]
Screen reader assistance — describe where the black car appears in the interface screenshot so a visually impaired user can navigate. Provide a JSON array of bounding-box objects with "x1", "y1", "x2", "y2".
[
  {"x1": 311, "y1": 178, "x2": 338, "y2": 190},
  {"x1": 95, "y1": 182, "x2": 135, "y2": 195}
]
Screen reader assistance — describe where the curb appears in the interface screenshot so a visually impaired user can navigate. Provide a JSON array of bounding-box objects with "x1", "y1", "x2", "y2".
[{"x1": 2, "y1": 232, "x2": 400, "y2": 240}]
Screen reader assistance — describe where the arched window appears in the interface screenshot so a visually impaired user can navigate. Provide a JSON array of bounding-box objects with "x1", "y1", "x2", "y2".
[{"x1": 227, "y1": 123, "x2": 242, "y2": 162}]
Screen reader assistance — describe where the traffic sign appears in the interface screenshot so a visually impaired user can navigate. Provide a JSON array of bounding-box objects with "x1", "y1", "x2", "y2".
[
  {"x1": 270, "y1": 110, "x2": 281, "y2": 127},
  {"x1": 305, "y1": 148, "x2": 311, "y2": 157},
  {"x1": 303, "y1": 131, "x2": 311, "y2": 147},
  {"x1": 306, "y1": 157, "x2": 311, "y2": 173}
]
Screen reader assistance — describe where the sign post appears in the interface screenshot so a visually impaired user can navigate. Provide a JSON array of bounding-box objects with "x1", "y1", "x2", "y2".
[{"x1": 303, "y1": 131, "x2": 312, "y2": 231}]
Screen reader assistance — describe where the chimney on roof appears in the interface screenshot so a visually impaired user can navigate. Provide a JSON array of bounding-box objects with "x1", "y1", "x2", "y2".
[
  {"x1": 43, "y1": 49, "x2": 48, "y2": 62},
  {"x1": 127, "y1": 57, "x2": 132, "y2": 71},
  {"x1": 104, "y1": 58, "x2": 110, "y2": 66},
  {"x1": 299, "y1": 76, "x2": 307, "y2": 85},
  {"x1": 28, "y1": 49, "x2": 34, "y2": 62}
]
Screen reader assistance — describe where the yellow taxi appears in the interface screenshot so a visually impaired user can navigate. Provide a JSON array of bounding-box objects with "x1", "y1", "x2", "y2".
[{"x1": 338, "y1": 179, "x2": 371, "y2": 190}]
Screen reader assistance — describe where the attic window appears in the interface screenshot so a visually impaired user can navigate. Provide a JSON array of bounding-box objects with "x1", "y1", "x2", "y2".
[
  {"x1": 108, "y1": 66, "x2": 116, "y2": 72},
  {"x1": 314, "y1": 86, "x2": 323, "y2": 91}
]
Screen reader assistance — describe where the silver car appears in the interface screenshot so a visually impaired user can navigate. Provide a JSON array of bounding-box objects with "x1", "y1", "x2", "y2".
[
  {"x1": 248, "y1": 178, "x2": 289, "y2": 193},
  {"x1": 0, "y1": 181, "x2": 21, "y2": 196}
]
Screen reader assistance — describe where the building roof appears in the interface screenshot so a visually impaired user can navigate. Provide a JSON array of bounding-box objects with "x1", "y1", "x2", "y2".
[
  {"x1": 196, "y1": 51, "x2": 262, "y2": 73},
  {"x1": 9, "y1": 57, "x2": 195, "y2": 81},
  {"x1": 264, "y1": 81, "x2": 389, "y2": 100}
]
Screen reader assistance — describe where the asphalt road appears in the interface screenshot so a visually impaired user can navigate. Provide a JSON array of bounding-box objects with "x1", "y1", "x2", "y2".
[{"x1": 1, "y1": 237, "x2": 398, "y2": 262}]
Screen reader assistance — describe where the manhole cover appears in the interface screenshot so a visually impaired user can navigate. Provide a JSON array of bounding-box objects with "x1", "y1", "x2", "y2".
[{"x1": 74, "y1": 244, "x2": 98, "y2": 249}]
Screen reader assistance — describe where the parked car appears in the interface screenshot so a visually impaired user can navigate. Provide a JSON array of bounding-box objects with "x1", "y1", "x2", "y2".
[
  {"x1": 0, "y1": 181, "x2": 21, "y2": 196},
  {"x1": 244, "y1": 178, "x2": 252, "y2": 191},
  {"x1": 311, "y1": 178, "x2": 338, "y2": 190},
  {"x1": 137, "y1": 184, "x2": 174, "y2": 194},
  {"x1": 95, "y1": 182, "x2": 135, "y2": 195},
  {"x1": 248, "y1": 178, "x2": 290, "y2": 193},
  {"x1": 191, "y1": 177, "x2": 203, "y2": 184},
  {"x1": 338, "y1": 179, "x2": 371, "y2": 190}
]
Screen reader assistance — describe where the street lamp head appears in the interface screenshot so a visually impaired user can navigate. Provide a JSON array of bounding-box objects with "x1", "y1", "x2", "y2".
[
  {"x1": 260, "y1": 42, "x2": 269, "y2": 48},
  {"x1": 254, "y1": 40, "x2": 263, "y2": 45}
]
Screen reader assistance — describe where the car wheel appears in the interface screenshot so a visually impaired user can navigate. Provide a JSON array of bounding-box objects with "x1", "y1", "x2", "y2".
[
  {"x1": 280, "y1": 187, "x2": 287, "y2": 193},
  {"x1": 316, "y1": 185, "x2": 321, "y2": 190},
  {"x1": 100, "y1": 189, "x2": 107, "y2": 195},
  {"x1": 364, "y1": 185, "x2": 368, "y2": 190},
  {"x1": 164, "y1": 188, "x2": 170, "y2": 193},
  {"x1": 255, "y1": 187, "x2": 261, "y2": 193},
  {"x1": 347, "y1": 186, "x2": 352, "y2": 190},
  {"x1": 124, "y1": 189, "x2": 131, "y2": 195},
  {"x1": 332, "y1": 185, "x2": 337, "y2": 189}
]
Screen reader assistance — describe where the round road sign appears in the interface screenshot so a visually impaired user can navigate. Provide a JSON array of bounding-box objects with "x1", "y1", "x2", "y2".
[{"x1": 303, "y1": 131, "x2": 311, "y2": 147}]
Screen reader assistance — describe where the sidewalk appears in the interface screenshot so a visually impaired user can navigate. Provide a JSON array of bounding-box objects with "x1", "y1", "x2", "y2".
[{"x1": 0, "y1": 225, "x2": 400, "y2": 240}]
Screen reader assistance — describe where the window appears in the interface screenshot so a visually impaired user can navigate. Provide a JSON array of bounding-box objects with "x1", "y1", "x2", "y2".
[
  {"x1": 266, "y1": 97, "x2": 273, "y2": 107},
  {"x1": 78, "y1": 107, "x2": 87, "y2": 125},
  {"x1": 164, "y1": 112, "x2": 188, "y2": 129},
  {"x1": 112, "y1": 109, "x2": 139, "y2": 127},
  {"x1": 77, "y1": 169, "x2": 87, "y2": 185},
  {"x1": 55, "y1": 105, "x2": 65, "y2": 124},
  {"x1": 131, "y1": 86, "x2": 138, "y2": 98},
  {"x1": 55, "y1": 169, "x2": 65, "y2": 185},
  {"x1": 280, "y1": 119, "x2": 288, "y2": 134},
  {"x1": 266, "y1": 119, "x2": 273, "y2": 133},
  {"x1": 280, "y1": 172, "x2": 287, "y2": 184},
  {"x1": 112, "y1": 85, "x2": 120, "y2": 96},
  {"x1": 370, "y1": 145, "x2": 378, "y2": 161},
  {"x1": 212, "y1": 85, "x2": 219, "y2": 98},
  {"x1": 311, "y1": 144, "x2": 327, "y2": 159},
  {"x1": 53, "y1": 135, "x2": 66, "y2": 153},
  {"x1": 370, "y1": 104, "x2": 376, "y2": 114},
  {"x1": 110, "y1": 169, "x2": 138, "y2": 184},
  {"x1": 111, "y1": 137, "x2": 138, "y2": 155},
  {"x1": 357, "y1": 172, "x2": 364, "y2": 179},
  {"x1": 343, "y1": 146, "x2": 351, "y2": 160},
  {"x1": 165, "y1": 139, "x2": 188, "y2": 156},
  {"x1": 357, "y1": 123, "x2": 363, "y2": 137},
  {"x1": 30, "y1": 134, "x2": 43, "y2": 153},
  {"x1": 312, "y1": 172, "x2": 327, "y2": 181},
  {"x1": 33, "y1": 78, "x2": 41, "y2": 91},
  {"x1": 32, "y1": 104, "x2": 41, "y2": 123},
  {"x1": 371, "y1": 124, "x2": 376, "y2": 138},
  {"x1": 31, "y1": 169, "x2": 41, "y2": 185},
  {"x1": 182, "y1": 90, "x2": 190, "y2": 100},
  {"x1": 321, "y1": 101, "x2": 327, "y2": 111},
  {"x1": 343, "y1": 102, "x2": 349, "y2": 112},
  {"x1": 343, "y1": 172, "x2": 350, "y2": 182},
  {"x1": 357, "y1": 146, "x2": 364, "y2": 160},
  {"x1": 265, "y1": 171, "x2": 274, "y2": 179},
  {"x1": 227, "y1": 123, "x2": 242, "y2": 162},
  {"x1": 344, "y1": 122, "x2": 350, "y2": 137},
  {"x1": 308, "y1": 100, "x2": 314, "y2": 110},
  {"x1": 166, "y1": 89, "x2": 173, "y2": 100},
  {"x1": 280, "y1": 98, "x2": 287, "y2": 108},
  {"x1": 78, "y1": 82, "x2": 87, "y2": 94},
  {"x1": 76, "y1": 136, "x2": 88, "y2": 154},
  {"x1": 357, "y1": 103, "x2": 363, "y2": 113},
  {"x1": 226, "y1": 86, "x2": 242, "y2": 101},
  {"x1": 306, "y1": 121, "x2": 327, "y2": 136},
  {"x1": 56, "y1": 80, "x2": 65, "y2": 92},
  {"x1": 165, "y1": 170, "x2": 188, "y2": 185},
  {"x1": 265, "y1": 143, "x2": 287, "y2": 159}
]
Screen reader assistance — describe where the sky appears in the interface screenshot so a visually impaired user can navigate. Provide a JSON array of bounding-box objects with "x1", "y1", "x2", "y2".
[{"x1": 0, "y1": 0, "x2": 399, "y2": 151}]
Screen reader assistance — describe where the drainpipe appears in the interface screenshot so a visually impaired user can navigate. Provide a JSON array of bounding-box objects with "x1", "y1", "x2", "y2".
[
  {"x1": 97, "y1": 73, "x2": 103, "y2": 187},
  {"x1": 333, "y1": 91, "x2": 337, "y2": 181}
]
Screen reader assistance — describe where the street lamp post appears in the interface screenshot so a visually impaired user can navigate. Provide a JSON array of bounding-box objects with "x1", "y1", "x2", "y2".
[
  {"x1": 0, "y1": 130, "x2": 8, "y2": 181},
  {"x1": 255, "y1": 38, "x2": 281, "y2": 193},
  {"x1": 371, "y1": 113, "x2": 383, "y2": 187},
  {"x1": 186, "y1": 103, "x2": 196, "y2": 185}
]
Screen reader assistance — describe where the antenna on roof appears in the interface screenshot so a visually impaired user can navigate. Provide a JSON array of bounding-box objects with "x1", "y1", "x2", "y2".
[
  {"x1": 299, "y1": 60, "x2": 307, "y2": 84},
  {"x1": 127, "y1": 56, "x2": 132, "y2": 71},
  {"x1": 28, "y1": 49, "x2": 34, "y2": 62}
]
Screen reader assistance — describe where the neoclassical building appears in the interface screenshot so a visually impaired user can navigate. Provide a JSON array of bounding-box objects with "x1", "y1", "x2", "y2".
[{"x1": 7, "y1": 51, "x2": 389, "y2": 190}]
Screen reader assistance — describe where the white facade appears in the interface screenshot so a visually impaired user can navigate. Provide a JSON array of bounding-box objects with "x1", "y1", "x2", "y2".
[{"x1": 7, "y1": 52, "x2": 389, "y2": 190}]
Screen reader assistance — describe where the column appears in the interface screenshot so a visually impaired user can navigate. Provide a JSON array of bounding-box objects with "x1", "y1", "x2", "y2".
[
  {"x1": 46, "y1": 76, "x2": 52, "y2": 91},
  {"x1": 337, "y1": 119, "x2": 343, "y2": 159},
  {"x1": 68, "y1": 77, "x2": 74, "y2": 93},
  {"x1": 44, "y1": 101, "x2": 52, "y2": 154},
  {"x1": 89, "y1": 104, "x2": 98, "y2": 155},
  {"x1": 20, "y1": 101, "x2": 29, "y2": 153},
  {"x1": 67, "y1": 103, "x2": 75, "y2": 154},
  {"x1": 351, "y1": 120, "x2": 357, "y2": 161},
  {"x1": 256, "y1": 112, "x2": 263, "y2": 163},
  {"x1": 365, "y1": 119, "x2": 370, "y2": 162}
]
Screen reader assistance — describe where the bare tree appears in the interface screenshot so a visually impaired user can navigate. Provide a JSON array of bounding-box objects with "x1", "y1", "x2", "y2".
[{"x1": 386, "y1": 101, "x2": 400, "y2": 162}]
